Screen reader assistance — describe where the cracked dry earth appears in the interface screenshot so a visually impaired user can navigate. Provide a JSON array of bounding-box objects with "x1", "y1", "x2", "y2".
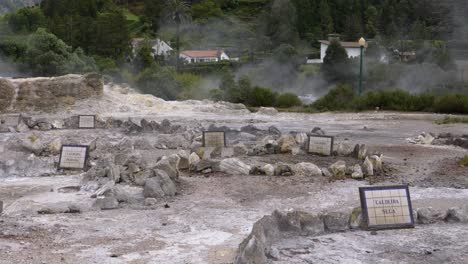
[{"x1": 1, "y1": 111, "x2": 468, "y2": 264}]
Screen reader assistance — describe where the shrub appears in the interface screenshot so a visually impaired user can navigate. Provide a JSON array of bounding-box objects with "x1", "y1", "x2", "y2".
[
  {"x1": 433, "y1": 94, "x2": 468, "y2": 114},
  {"x1": 276, "y1": 93, "x2": 302, "y2": 108},
  {"x1": 247, "y1": 86, "x2": 278, "y2": 107},
  {"x1": 312, "y1": 84, "x2": 356, "y2": 111},
  {"x1": 459, "y1": 156, "x2": 468, "y2": 167}
]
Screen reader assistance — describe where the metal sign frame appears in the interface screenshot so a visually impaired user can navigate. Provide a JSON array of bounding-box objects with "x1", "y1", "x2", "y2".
[
  {"x1": 78, "y1": 115, "x2": 96, "y2": 129},
  {"x1": 307, "y1": 135, "x2": 334, "y2": 156},
  {"x1": 359, "y1": 185, "x2": 415, "y2": 230},
  {"x1": 58, "y1": 144, "x2": 89, "y2": 170},
  {"x1": 202, "y1": 131, "x2": 227, "y2": 147}
]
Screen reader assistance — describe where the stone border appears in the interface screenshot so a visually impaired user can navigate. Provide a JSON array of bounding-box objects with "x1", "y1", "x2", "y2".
[{"x1": 235, "y1": 206, "x2": 468, "y2": 264}]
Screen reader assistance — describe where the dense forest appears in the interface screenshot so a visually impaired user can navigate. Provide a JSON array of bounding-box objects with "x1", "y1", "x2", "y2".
[{"x1": 0, "y1": 0, "x2": 467, "y2": 112}]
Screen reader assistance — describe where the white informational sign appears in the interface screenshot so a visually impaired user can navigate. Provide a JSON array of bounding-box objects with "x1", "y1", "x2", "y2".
[
  {"x1": 0, "y1": 114, "x2": 21, "y2": 131},
  {"x1": 58, "y1": 145, "x2": 89, "y2": 170},
  {"x1": 307, "y1": 135, "x2": 333, "y2": 156},
  {"x1": 203, "y1": 131, "x2": 226, "y2": 148},
  {"x1": 359, "y1": 185, "x2": 415, "y2": 229},
  {"x1": 78, "y1": 115, "x2": 95, "y2": 129}
]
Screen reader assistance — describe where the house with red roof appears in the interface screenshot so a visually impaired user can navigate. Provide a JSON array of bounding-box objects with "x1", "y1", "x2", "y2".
[{"x1": 180, "y1": 50, "x2": 230, "y2": 64}]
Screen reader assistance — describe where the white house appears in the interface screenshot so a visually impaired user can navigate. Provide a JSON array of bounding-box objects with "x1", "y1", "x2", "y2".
[
  {"x1": 131, "y1": 38, "x2": 173, "y2": 58},
  {"x1": 317, "y1": 39, "x2": 368, "y2": 63},
  {"x1": 179, "y1": 50, "x2": 230, "y2": 64}
]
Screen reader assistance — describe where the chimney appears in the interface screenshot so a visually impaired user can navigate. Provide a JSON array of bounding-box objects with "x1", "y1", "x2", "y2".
[{"x1": 328, "y1": 34, "x2": 341, "y2": 42}]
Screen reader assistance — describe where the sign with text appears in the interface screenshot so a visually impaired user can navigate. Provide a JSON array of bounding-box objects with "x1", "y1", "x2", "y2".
[
  {"x1": 58, "y1": 145, "x2": 89, "y2": 170},
  {"x1": 359, "y1": 185, "x2": 414, "y2": 230},
  {"x1": 203, "y1": 131, "x2": 226, "y2": 148},
  {"x1": 78, "y1": 115, "x2": 96, "y2": 129},
  {"x1": 307, "y1": 135, "x2": 333, "y2": 156},
  {"x1": 0, "y1": 114, "x2": 21, "y2": 131}
]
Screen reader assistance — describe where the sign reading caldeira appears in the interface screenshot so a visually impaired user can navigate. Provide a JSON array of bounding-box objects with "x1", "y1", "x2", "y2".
[
  {"x1": 307, "y1": 135, "x2": 333, "y2": 156},
  {"x1": 203, "y1": 131, "x2": 226, "y2": 148},
  {"x1": 78, "y1": 115, "x2": 96, "y2": 129},
  {"x1": 58, "y1": 145, "x2": 89, "y2": 170},
  {"x1": 359, "y1": 185, "x2": 414, "y2": 230}
]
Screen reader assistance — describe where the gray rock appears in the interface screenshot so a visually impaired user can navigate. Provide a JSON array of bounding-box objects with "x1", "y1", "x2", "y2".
[
  {"x1": 323, "y1": 212, "x2": 349, "y2": 232},
  {"x1": 445, "y1": 207, "x2": 468, "y2": 223},
  {"x1": 329, "y1": 160, "x2": 346, "y2": 177},
  {"x1": 417, "y1": 207, "x2": 447, "y2": 224},
  {"x1": 132, "y1": 169, "x2": 154, "y2": 186},
  {"x1": 321, "y1": 168, "x2": 332, "y2": 177},
  {"x1": 189, "y1": 152, "x2": 201, "y2": 171},
  {"x1": 351, "y1": 164, "x2": 364, "y2": 179},
  {"x1": 311, "y1": 127, "x2": 325, "y2": 136},
  {"x1": 336, "y1": 140, "x2": 353, "y2": 156},
  {"x1": 295, "y1": 133, "x2": 308, "y2": 147},
  {"x1": 349, "y1": 207, "x2": 363, "y2": 229},
  {"x1": 277, "y1": 135, "x2": 296, "y2": 153},
  {"x1": 177, "y1": 150, "x2": 190, "y2": 170},
  {"x1": 144, "y1": 198, "x2": 158, "y2": 206},
  {"x1": 353, "y1": 144, "x2": 368, "y2": 160},
  {"x1": 268, "y1": 126, "x2": 281, "y2": 137},
  {"x1": 369, "y1": 155, "x2": 383, "y2": 174},
  {"x1": 293, "y1": 162, "x2": 322, "y2": 177},
  {"x1": 0, "y1": 200, "x2": 3, "y2": 214},
  {"x1": 233, "y1": 143, "x2": 249, "y2": 156},
  {"x1": 143, "y1": 170, "x2": 176, "y2": 198},
  {"x1": 287, "y1": 211, "x2": 325, "y2": 236},
  {"x1": 362, "y1": 157, "x2": 374, "y2": 176},
  {"x1": 262, "y1": 164, "x2": 275, "y2": 176},
  {"x1": 16, "y1": 120, "x2": 29, "y2": 133},
  {"x1": 154, "y1": 155, "x2": 180, "y2": 180},
  {"x1": 107, "y1": 165, "x2": 121, "y2": 183},
  {"x1": 220, "y1": 158, "x2": 251, "y2": 175},
  {"x1": 93, "y1": 181, "x2": 115, "y2": 197},
  {"x1": 20, "y1": 134, "x2": 44, "y2": 155},
  {"x1": 274, "y1": 163, "x2": 293, "y2": 176},
  {"x1": 93, "y1": 197, "x2": 119, "y2": 210}
]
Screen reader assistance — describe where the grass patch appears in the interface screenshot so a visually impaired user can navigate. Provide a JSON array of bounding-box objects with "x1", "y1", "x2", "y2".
[
  {"x1": 459, "y1": 156, "x2": 468, "y2": 167},
  {"x1": 436, "y1": 116, "x2": 468, "y2": 124}
]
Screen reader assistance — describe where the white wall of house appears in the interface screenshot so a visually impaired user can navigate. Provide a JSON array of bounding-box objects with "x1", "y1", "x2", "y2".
[
  {"x1": 320, "y1": 44, "x2": 364, "y2": 62},
  {"x1": 180, "y1": 51, "x2": 230, "y2": 64},
  {"x1": 152, "y1": 39, "x2": 172, "y2": 57},
  {"x1": 219, "y1": 52, "x2": 230, "y2": 61}
]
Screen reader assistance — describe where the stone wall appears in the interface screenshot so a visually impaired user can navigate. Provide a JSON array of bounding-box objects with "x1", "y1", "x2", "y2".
[{"x1": 0, "y1": 73, "x2": 103, "y2": 113}]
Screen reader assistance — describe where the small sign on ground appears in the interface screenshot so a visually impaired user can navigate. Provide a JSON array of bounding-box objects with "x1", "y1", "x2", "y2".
[
  {"x1": 0, "y1": 114, "x2": 21, "y2": 131},
  {"x1": 307, "y1": 135, "x2": 333, "y2": 156},
  {"x1": 78, "y1": 115, "x2": 96, "y2": 129},
  {"x1": 58, "y1": 145, "x2": 89, "y2": 170},
  {"x1": 359, "y1": 185, "x2": 415, "y2": 230},
  {"x1": 203, "y1": 131, "x2": 226, "y2": 148}
]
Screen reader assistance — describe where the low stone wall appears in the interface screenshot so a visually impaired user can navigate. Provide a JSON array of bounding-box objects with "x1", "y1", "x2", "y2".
[
  {"x1": 0, "y1": 73, "x2": 103, "y2": 113},
  {"x1": 235, "y1": 206, "x2": 468, "y2": 264}
]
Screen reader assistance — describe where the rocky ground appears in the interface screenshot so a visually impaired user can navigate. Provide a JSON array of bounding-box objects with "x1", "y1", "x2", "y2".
[{"x1": 0, "y1": 78, "x2": 467, "y2": 264}]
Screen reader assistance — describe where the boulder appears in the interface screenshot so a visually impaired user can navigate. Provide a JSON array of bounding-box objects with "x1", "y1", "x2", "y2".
[
  {"x1": 277, "y1": 135, "x2": 296, "y2": 153},
  {"x1": 220, "y1": 158, "x2": 251, "y2": 176},
  {"x1": 293, "y1": 162, "x2": 322, "y2": 177},
  {"x1": 323, "y1": 212, "x2": 349, "y2": 232},
  {"x1": 132, "y1": 169, "x2": 154, "y2": 186},
  {"x1": 329, "y1": 160, "x2": 346, "y2": 177},
  {"x1": 233, "y1": 143, "x2": 249, "y2": 156},
  {"x1": 257, "y1": 107, "x2": 278, "y2": 115},
  {"x1": 154, "y1": 155, "x2": 180, "y2": 180},
  {"x1": 21, "y1": 134, "x2": 44, "y2": 155},
  {"x1": 106, "y1": 165, "x2": 121, "y2": 183},
  {"x1": 445, "y1": 207, "x2": 468, "y2": 223},
  {"x1": 268, "y1": 126, "x2": 282, "y2": 137},
  {"x1": 417, "y1": 207, "x2": 447, "y2": 224},
  {"x1": 93, "y1": 197, "x2": 119, "y2": 210},
  {"x1": 321, "y1": 168, "x2": 332, "y2": 177},
  {"x1": 144, "y1": 198, "x2": 158, "y2": 206},
  {"x1": 349, "y1": 207, "x2": 363, "y2": 229},
  {"x1": 177, "y1": 150, "x2": 190, "y2": 170},
  {"x1": 45, "y1": 138, "x2": 62, "y2": 156},
  {"x1": 0, "y1": 78, "x2": 15, "y2": 112},
  {"x1": 353, "y1": 144, "x2": 368, "y2": 160},
  {"x1": 351, "y1": 164, "x2": 364, "y2": 179},
  {"x1": 262, "y1": 164, "x2": 275, "y2": 176},
  {"x1": 335, "y1": 140, "x2": 353, "y2": 156},
  {"x1": 362, "y1": 157, "x2": 374, "y2": 176},
  {"x1": 189, "y1": 152, "x2": 201, "y2": 171},
  {"x1": 143, "y1": 170, "x2": 176, "y2": 198},
  {"x1": 311, "y1": 127, "x2": 325, "y2": 136},
  {"x1": 274, "y1": 164, "x2": 293, "y2": 176},
  {"x1": 295, "y1": 133, "x2": 308, "y2": 147},
  {"x1": 369, "y1": 155, "x2": 383, "y2": 174}
]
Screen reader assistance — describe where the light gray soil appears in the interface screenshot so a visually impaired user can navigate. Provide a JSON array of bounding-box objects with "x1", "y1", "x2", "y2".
[{"x1": 1, "y1": 103, "x2": 468, "y2": 264}]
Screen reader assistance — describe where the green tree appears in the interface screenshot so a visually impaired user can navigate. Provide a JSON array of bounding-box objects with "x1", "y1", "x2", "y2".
[
  {"x1": 319, "y1": 0, "x2": 334, "y2": 37},
  {"x1": 134, "y1": 40, "x2": 154, "y2": 71},
  {"x1": 137, "y1": 65, "x2": 182, "y2": 100},
  {"x1": 8, "y1": 7, "x2": 45, "y2": 33},
  {"x1": 322, "y1": 40, "x2": 351, "y2": 83},
  {"x1": 164, "y1": 0, "x2": 191, "y2": 72},
  {"x1": 191, "y1": 0, "x2": 223, "y2": 21}
]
